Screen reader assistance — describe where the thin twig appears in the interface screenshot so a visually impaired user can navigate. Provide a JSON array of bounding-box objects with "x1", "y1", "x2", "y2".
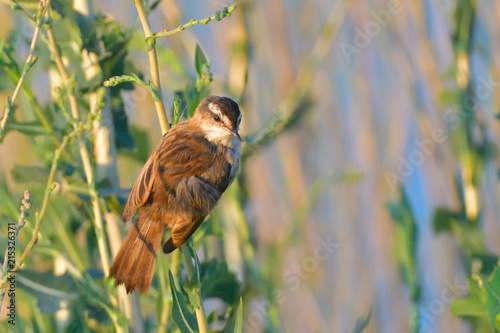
[
  {"x1": 152, "y1": 5, "x2": 236, "y2": 39},
  {"x1": 104, "y1": 74, "x2": 161, "y2": 101},
  {"x1": 0, "y1": 0, "x2": 50, "y2": 141},
  {"x1": 133, "y1": 0, "x2": 169, "y2": 133}
]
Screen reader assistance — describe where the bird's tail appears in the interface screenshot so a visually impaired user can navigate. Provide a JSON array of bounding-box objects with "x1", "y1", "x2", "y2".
[{"x1": 109, "y1": 218, "x2": 164, "y2": 294}]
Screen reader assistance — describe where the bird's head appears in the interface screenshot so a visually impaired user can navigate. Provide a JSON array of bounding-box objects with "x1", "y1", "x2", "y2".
[{"x1": 194, "y1": 96, "x2": 242, "y2": 146}]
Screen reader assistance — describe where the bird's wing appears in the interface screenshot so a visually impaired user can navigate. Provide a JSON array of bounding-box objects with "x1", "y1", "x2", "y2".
[
  {"x1": 122, "y1": 127, "x2": 215, "y2": 222},
  {"x1": 155, "y1": 131, "x2": 215, "y2": 190},
  {"x1": 122, "y1": 146, "x2": 157, "y2": 222}
]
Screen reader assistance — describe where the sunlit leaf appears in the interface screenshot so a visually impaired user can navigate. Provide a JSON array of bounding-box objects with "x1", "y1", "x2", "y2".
[
  {"x1": 234, "y1": 298, "x2": 243, "y2": 333},
  {"x1": 169, "y1": 270, "x2": 197, "y2": 333},
  {"x1": 183, "y1": 280, "x2": 202, "y2": 309},
  {"x1": 482, "y1": 266, "x2": 500, "y2": 328},
  {"x1": 195, "y1": 44, "x2": 208, "y2": 77}
]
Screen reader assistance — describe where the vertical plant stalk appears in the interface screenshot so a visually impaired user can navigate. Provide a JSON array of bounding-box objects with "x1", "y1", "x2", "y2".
[
  {"x1": 156, "y1": 250, "x2": 179, "y2": 333},
  {"x1": 133, "y1": 1, "x2": 208, "y2": 330},
  {"x1": 42, "y1": 14, "x2": 131, "y2": 331},
  {"x1": 133, "y1": 0, "x2": 170, "y2": 133},
  {"x1": 46, "y1": 25, "x2": 112, "y2": 275},
  {"x1": 0, "y1": 0, "x2": 51, "y2": 140},
  {"x1": 45, "y1": 13, "x2": 128, "y2": 333},
  {"x1": 181, "y1": 244, "x2": 209, "y2": 333},
  {"x1": 73, "y1": 0, "x2": 135, "y2": 324}
]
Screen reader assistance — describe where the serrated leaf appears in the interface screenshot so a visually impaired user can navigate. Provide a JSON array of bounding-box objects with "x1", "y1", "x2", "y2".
[
  {"x1": 195, "y1": 44, "x2": 208, "y2": 76},
  {"x1": 183, "y1": 280, "x2": 202, "y2": 309},
  {"x1": 482, "y1": 266, "x2": 500, "y2": 327},
  {"x1": 169, "y1": 270, "x2": 197, "y2": 333}
]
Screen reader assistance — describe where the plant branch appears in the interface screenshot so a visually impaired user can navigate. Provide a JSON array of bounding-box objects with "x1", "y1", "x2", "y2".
[
  {"x1": 45, "y1": 11, "x2": 113, "y2": 283},
  {"x1": 104, "y1": 74, "x2": 161, "y2": 101},
  {"x1": 150, "y1": 5, "x2": 236, "y2": 39},
  {"x1": 133, "y1": 0, "x2": 169, "y2": 133},
  {"x1": 0, "y1": 0, "x2": 50, "y2": 141}
]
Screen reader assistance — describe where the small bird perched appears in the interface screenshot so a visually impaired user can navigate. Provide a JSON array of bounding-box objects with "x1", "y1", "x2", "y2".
[{"x1": 109, "y1": 96, "x2": 242, "y2": 294}]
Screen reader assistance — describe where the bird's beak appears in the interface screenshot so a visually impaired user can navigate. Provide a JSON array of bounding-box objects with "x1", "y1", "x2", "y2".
[{"x1": 226, "y1": 126, "x2": 241, "y2": 140}]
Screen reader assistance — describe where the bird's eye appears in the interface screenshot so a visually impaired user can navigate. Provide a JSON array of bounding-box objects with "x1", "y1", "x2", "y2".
[{"x1": 214, "y1": 115, "x2": 220, "y2": 121}]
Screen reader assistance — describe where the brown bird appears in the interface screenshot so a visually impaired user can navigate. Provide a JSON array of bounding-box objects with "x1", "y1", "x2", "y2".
[{"x1": 109, "y1": 96, "x2": 242, "y2": 294}]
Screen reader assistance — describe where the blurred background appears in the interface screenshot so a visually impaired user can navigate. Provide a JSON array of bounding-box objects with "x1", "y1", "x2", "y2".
[{"x1": 1, "y1": 0, "x2": 500, "y2": 332}]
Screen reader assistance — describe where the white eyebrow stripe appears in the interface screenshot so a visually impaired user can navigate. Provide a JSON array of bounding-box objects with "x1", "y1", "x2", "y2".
[
  {"x1": 221, "y1": 114, "x2": 231, "y2": 127},
  {"x1": 208, "y1": 102, "x2": 221, "y2": 115}
]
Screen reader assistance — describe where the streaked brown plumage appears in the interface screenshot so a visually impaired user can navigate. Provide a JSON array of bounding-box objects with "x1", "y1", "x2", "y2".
[{"x1": 109, "y1": 96, "x2": 242, "y2": 294}]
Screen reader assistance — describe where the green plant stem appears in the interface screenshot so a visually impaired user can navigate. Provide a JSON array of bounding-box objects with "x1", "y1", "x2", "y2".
[
  {"x1": 133, "y1": 0, "x2": 169, "y2": 133},
  {"x1": 44, "y1": 17, "x2": 129, "y2": 333},
  {"x1": 46, "y1": 12, "x2": 129, "y2": 332},
  {"x1": 0, "y1": 0, "x2": 51, "y2": 141},
  {"x1": 104, "y1": 74, "x2": 161, "y2": 102},
  {"x1": 46, "y1": 24, "x2": 112, "y2": 274},
  {"x1": 157, "y1": 250, "x2": 179, "y2": 333},
  {"x1": 152, "y1": 5, "x2": 236, "y2": 39},
  {"x1": 181, "y1": 244, "x2": 208, "y2": 333}
]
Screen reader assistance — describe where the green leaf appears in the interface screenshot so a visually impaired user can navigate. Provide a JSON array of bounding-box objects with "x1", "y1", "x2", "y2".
[
  {"x1": 183, "y1": 280, "x2": 202, "y2": 309},
  {"x1": 169, "y1": 270, "x2": 197, "y2": 333},
  {"x1": 451, "y1": 278, "x2": 488, "y2": 318},
  {"x1": 386, "y1": 189, "x2": 419, "y2": 299},
  {"x1": 234, "y1": 298, "x2": 243, "y2": 333},
  {"x1": 352, "y1": 309, "x2": 372, "y2": 333},
  {"x1": 432, "y1": 208, "x2": 459, "y2": 233},
  {"x1": 5, "y1": 121, "x2": 47, "y2": 136},
  {"x1": 195, "y1": 44, "x2": 208, "y2": 76},
  {"x1": 221, "y1": 297, "x2": 244, "y2": 333},
  {"x1": 201, "y1": 260, "x2": 240, "y2": 304},
  {"x1": 116, "y1": 314, "x2": 130, "y2": 328},
  {"x1": 482, "y1": 266, "x2": 500, "y2": 327}
]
